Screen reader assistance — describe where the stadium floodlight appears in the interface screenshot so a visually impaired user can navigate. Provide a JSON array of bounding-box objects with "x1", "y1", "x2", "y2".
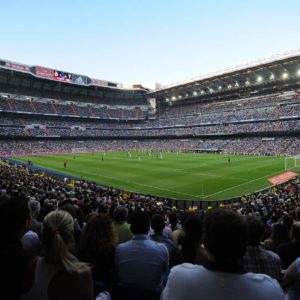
[
  {"x1": 245, "y1": 80, "x2": 250, "y2": 85},
  {"x1": 227, "y1": 84, "x2": 232, "y2": 89},
  {"x1": 165, "y1": 98, "x2": 169, "y2": 102},
  {"x1": 297, "y1": 70, "x2": 300, "y2": 76},
  {"x1": 178, "y1": 95, "x2": 182, "y2": 99},
  {"x1": 193, "y1": 91, "x2": 198, "y2": 96},
  {"x1": 218, "y1": 86, "x2": 222, "y2": 90},
  {"x1": 282, "y1": 72, "x2": 289, "y2": 79},
  {"x1": 171, "y1": 96, "x2": 176, "y2": 100},
  {"x1": 200, "y1": 90, "x2": 205, "y2": 94},
  {"x1": 209, "y1": 88, "x2": 214, "y2": 93},
  {"x1": 257, "y1": 76, "x2": 263, "y2": 83},
  {"x1": 270, "y1": 74, "x2": 275, "y2": 80},
  {"x1": 235, "y1": 82, "x2": 239, "y2": 87},
  {"x1": 185, "y1": 93, "x2": 189, "y2": 97}
]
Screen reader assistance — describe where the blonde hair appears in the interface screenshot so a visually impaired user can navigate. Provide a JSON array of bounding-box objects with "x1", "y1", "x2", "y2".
[{"x1": 42, "y1": 210, "x2": 87, "y2": 274}]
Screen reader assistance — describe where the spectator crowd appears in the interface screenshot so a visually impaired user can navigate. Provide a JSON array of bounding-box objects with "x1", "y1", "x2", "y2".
[{"x1": 1, "y1": 159, "x2": 300, "y2": 299}]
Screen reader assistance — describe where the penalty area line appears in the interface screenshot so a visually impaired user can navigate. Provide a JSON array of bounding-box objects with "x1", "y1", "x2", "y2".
[{"x1": 201, "y1": 170, "x2": 284, "y2": 199}]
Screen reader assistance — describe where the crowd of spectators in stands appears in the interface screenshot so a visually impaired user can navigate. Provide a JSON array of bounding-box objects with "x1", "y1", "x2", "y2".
[
  {"x1": 0, "y1": 119, "x2": 299, "y2": 138},
  {"x1": 160, "y1": 92, "x2": 297, "y2": 118},
  {"x1": 0, "y1": 95, "x2": 146, "y2": 120},
  {"x1": 1, "y1": 159, "x2": 300, "y2": 299},
  {"x1": 1, "y1": 91, "x2": 299, "y2": 143},
  {"x1": 1, "y1": 137, "x2": 300, "y2": 157}
]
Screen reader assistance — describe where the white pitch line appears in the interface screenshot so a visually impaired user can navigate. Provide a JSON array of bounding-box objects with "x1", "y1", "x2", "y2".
[
  {"x1": 89, "y1": 172, "x2": 200, "y2": 198},
  {"x1": 201, "y1": 170, "x2": 282, "y2": 198}
]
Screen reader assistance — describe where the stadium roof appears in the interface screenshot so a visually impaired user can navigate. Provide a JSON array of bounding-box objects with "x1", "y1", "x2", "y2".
[
  {"x1": 0, "y1": 58, "x2": 149, "y2": 92},
  {"x1": 148, "y1": 50, "x2": 300, "y2": 103}
]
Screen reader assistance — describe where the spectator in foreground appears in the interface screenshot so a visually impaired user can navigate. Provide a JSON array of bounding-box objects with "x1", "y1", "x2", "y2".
[
  {"x1": 150, "y1": 214, "x2": 175, "y2": 254},
  {"x1": 264, "y1": 222, "x2": 290, "y2": 252},
  {"x1": 114, "y1": 211, "x2": 169, "y2": 289},
  {"x1": 177, "y1": 214, "x2": 207, "y2": 265},
  {"x1": 21, "y1": 210, "x2": 93, "y2": 300},
  {"x1": 28, "y1": 199, "x2": 42, "y2": 237},
  {"x1": 241, "y1": 216, "x2": 282, "y2": 282},
  {"x1": 161, "y1": 209, "x2": 284, "y2": 300},
  {"x1": 113, "y1": 206, "x2": 132, "y2": 244},
  {"x1": 78, "y1": 213, "x2": 117, "y2": 285},
  {"x1": 277, "y1": 222, "x2": 300, "y2": 270},
  {"x1": 283, "y1": 257, "x2": 300, "y2": 300},
  {"x1": 0, "y1": 194, "x2": 37, "y2": 300}
]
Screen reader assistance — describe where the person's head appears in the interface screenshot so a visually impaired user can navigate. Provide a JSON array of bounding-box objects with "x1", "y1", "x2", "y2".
[
  {"x1": 78, "y1": 213, "x2": 117, "y2": 258},
  {"x1": 113, "y1": 206, "x2": 128, "y2": 222},
  {"x1": 168, "y1": 212, "x2": 178, "y2": 227},
  {"x1": 29, "y1": 199, "x2": 41, "y2": 220},
  {"x1": 291, "y1": 222, "x2": 300, "y2": 242},
  {"x1": 183, "y1": 214, "x2": 203, "y2": 242},
  {"x1": 271, "y1": 222, "x2": 290, "y2": 245},
  {"x1": 130, "y1": 211, "x2": 150, "y2": 235},
  {"x1": 203, "y1": 209, "x2": 247, "y2": 263},
  {"x1": 59, "y1": 202, "x2": 76, "y2": 218},
  {"x1": 295, "y1": 207, "x2": 300, "y2": 221},
  {"x1": 0, "y1": 193, "x2": 31, "y2": 240},
  {"x1": 245, "y1": 216, "x2": 265, "y2": 246},
  {"x1": 42, "y1": 210, "x2": 86, "y2": 273},
  {"x1": 283, "y1": 214, "x2": 293, "y2": 230},
  {"x1": 98, "y1": 203, "x2": 109, "y2": 214},
  {"x1": 151, "y1": 214, "x2": 165, "y2": 234},
  {"x1": 179, "y1": 214, "x2": 204, "y2": 263}
]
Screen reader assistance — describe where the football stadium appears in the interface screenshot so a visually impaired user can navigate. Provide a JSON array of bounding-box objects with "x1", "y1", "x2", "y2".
[{"x1": 1, "y1": 1, "x2": 300, "y2": 300}]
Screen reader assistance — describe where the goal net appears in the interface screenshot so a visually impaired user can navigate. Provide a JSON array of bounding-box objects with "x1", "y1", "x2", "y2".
[{"x1": 285, "y1": 156, "x2": 300, "y2": 171}]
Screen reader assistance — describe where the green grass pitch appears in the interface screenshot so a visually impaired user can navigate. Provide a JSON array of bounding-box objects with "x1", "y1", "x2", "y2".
[{"x1": 13, "y1": 152, "x2": 298, "y2": 201}]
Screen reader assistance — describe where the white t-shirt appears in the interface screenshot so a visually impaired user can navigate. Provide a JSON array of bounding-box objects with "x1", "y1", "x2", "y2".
[{"x1": 161, "y1": 263, "x2": 284, "y2": 300}]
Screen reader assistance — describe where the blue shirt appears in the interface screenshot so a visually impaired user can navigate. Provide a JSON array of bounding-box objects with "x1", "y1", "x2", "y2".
[{"x1": 114, "y1": 234, "x2": 169, "y2": 288}]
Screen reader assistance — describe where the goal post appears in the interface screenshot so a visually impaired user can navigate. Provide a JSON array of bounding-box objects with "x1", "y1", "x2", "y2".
[{"x1": 285, "y1": 156, "x2": 300, "y2": 171}]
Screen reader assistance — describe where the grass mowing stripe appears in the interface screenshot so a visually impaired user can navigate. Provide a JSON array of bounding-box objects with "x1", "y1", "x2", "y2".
[
  {"x1": 12, "y1": 152, "x2": 289, "y2": 201},
  {"x1": 202, "y1": 169, "x2": 283, "y2": 198}
]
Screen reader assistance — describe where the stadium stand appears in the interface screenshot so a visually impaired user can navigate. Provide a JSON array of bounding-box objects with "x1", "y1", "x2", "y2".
[{"x1": 0, "y1": 53, "x2": 300, "y2": 299}]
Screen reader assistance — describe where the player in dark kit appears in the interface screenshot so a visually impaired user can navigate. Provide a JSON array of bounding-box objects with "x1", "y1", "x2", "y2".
[
  {"x1": 64, "y1": 161, "x2": 67, "y2": 168},
  {"x1": 228, "y1": 157, "x2": 231, "y2": 163}
]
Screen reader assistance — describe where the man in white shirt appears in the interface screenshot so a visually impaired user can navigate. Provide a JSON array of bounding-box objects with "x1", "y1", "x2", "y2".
[{"x1": 161, "y1": 208, "x2": 284, "y2": 300}]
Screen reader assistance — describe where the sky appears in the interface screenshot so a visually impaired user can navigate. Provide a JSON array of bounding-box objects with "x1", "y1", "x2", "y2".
[{"x1": 0, "y1": 0, "x2": 300, "y2": 88}]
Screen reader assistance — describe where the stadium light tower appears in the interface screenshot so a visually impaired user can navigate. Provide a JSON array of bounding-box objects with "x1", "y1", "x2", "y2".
[
  {"x1": 282, "y1": 72, "x2": 289, "y2": 79},
  {"x1": 172, "y1": 96, "x2": 176, "y2": 101},
  {"x1": 193, "y1": 91, "x2": 198, "y2": 96},
  {"x1": 270, "y1": 74, "x2": 275, "y2": 80},
  {"x1": 297, "y1": 69, "x2": 300, "y2": 76}
]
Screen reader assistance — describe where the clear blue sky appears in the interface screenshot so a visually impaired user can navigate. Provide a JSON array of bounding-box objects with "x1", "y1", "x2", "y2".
[{"x1": 1, "y1": 0, "x2": 299, "y2": 87}]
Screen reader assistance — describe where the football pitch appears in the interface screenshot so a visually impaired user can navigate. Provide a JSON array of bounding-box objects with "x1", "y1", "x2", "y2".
[{"x1": 12, "y1": 152, "x2": 296, "y2": 201}]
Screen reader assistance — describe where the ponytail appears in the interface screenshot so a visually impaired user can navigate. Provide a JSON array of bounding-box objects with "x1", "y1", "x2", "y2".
[{"x1": 43, "y1": 210, "x2": 87, "y2": 274}]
